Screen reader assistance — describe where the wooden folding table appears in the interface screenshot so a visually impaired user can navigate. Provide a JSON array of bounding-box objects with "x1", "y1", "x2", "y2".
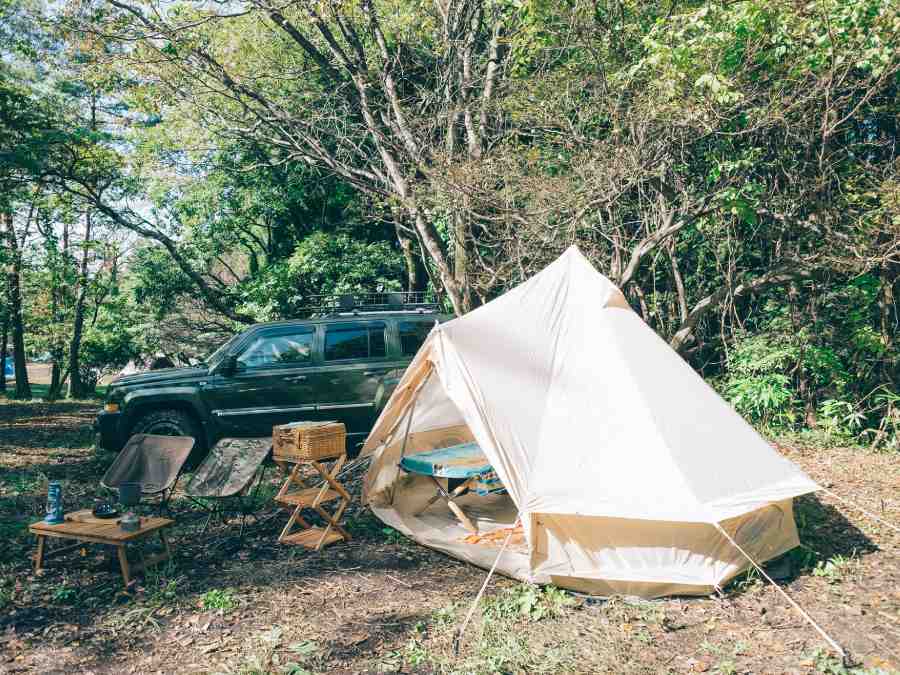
[{"x1": 30, "y1": 511, "x2": 174, "y2": 587}]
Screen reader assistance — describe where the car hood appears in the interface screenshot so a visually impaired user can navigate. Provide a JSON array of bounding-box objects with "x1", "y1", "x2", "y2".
[{"x1": 110, "y1": 366, "x2": 209, "y2": 387}]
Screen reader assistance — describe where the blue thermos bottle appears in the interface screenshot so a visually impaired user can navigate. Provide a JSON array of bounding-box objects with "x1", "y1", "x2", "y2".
[{"x1": 45, "y1": 481, "x2": 64, "y2": 524}]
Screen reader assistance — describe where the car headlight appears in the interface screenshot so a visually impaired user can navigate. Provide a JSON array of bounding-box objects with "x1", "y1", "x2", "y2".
[{"x1": 104, "y1": 402, "x2": 120, "y2": 414}]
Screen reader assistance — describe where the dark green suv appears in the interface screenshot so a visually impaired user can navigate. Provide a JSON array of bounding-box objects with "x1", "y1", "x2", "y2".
[{"x1": 95, "y1": 300, "x2": 450, "y2": 457}]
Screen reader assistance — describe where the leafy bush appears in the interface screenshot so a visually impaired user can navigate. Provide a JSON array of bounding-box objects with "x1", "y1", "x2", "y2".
[{"x1": 722, "y1": 332, "x2": 798, "y2": 427}]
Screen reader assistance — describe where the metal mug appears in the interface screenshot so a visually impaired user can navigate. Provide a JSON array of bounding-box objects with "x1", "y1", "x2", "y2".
[
  {"x1": 118, "y1": 482, "x2": 142, "y2": 532},
  {"x1": 118, "y1": 482, "x2": 141, "y2": 507},
  {"x1": 45, "y1": 481, "x2": 65, "y2": 524}
]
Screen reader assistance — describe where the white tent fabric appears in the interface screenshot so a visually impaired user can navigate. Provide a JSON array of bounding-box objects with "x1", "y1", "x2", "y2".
[{"x1": 362, "y1": 246, "x2": 819, "y2": 597}]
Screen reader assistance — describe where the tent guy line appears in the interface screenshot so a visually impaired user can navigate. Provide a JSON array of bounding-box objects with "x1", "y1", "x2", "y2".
[
  {"x1": 714, "y1": 523, "x2": 848, "y2": 662},
  {"x1": 452, "y1": 512, "x2": 522, "y2": 656},
  {"x1": 819, "y1": 487, "x2": 900, "y2": 536}
]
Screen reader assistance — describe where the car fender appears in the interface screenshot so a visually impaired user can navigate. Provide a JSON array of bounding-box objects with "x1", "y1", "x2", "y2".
[{"x1": 122, "y1": 386, "x2": 207, "y2": 431}]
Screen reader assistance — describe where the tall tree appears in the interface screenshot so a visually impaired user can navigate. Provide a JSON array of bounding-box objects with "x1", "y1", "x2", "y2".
[{"x1": 2, "y1": 208, "x2": 32, "y2": 398}]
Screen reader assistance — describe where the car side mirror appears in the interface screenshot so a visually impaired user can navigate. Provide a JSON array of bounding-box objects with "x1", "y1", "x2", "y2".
[{"x1": 212, "y1": 354, "x2": 238, "y2": 377}]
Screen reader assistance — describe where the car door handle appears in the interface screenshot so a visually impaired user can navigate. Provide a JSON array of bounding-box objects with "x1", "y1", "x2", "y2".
[
  {"x1": 364, "y1": 370, "x2": 388, "y2": 377},
  {"x1": 283, "y1": 375, "x2": 307, "y2": 382}
]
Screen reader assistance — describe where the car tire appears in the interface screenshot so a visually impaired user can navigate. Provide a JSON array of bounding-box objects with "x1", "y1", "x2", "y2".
[{"x1": 130, "y1": 408, "x2": 206, "y2": 466}]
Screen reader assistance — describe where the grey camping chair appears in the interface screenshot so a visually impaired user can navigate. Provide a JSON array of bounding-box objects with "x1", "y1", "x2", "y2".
[{"x1": 101, "y1": 434, "x2": 196, "y2": 512}]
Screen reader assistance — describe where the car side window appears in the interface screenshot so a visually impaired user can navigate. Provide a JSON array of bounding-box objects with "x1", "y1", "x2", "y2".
[
  {"x1": 398, "y1": 320, "x2": 433, "y2": 356},
  {"x1": 236, "y1": 328, "x2": 314, "y2": 369},
  {"x1": 324, "y1": 322, "x2": 386, "y2": 361}
]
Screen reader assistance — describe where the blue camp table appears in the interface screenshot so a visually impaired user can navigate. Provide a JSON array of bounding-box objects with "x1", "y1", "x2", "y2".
[{"x1": 399, "y1": 442, "x2": 506, "y2": 533}]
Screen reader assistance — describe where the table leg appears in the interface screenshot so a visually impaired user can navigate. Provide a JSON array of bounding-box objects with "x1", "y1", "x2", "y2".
[
  {"x1": 447, "y1": 500, "x2": 477, "y2": 533},
  {"x1": 34, "y1": 535, "x2": 45, "y2": 574},
  {"x1": 160, "y1": 530, "x2": 172, "y2": 562},
  {"x1": 279, "y1": 505, "x2": 311, "y2": 542},
  {"x1": 116, "y1": 545, "x2": 132, "y2": 587},
  {"x1": 415, "y1": 478, "x2": 472, "y2": 516},
  {"x1": 425, "y1": 476, "x2": 478, "y2": 533}
]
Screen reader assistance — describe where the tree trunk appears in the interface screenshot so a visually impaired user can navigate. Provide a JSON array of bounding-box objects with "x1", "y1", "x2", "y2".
[
  {"x1": 67, "y1": 211, "x2": 92, "y2": 399},
  {"x1": 0, "y1": 314, "x2": 7, "y2": 392},
  {"x1": 392, "y1": 209, "x2": 426, "y2": 293},
  {"x1": 788, "y1": 282, "x2": 817, "y2": 428},
  {"x1": 878, "y1": 259, "x2": 898, "y2": 386},
  {"x1": 453, "y1": 211, "x2": 470, "y2": 311},
  {"x1": 398, "y1": 229, "x2": 424, "y2": 292},
  {"x1": 3, "y1": 211, "x2": 31, "y2": 399},
  {"x1": 48, "y1": 221, "x2": 68, "y2": 400},
  {"x1": 410, "y1": 208, "x2": 467, "y2": 315},
  {"x1": 48, "y1": 363, "x2": 62, "y2": 400}
]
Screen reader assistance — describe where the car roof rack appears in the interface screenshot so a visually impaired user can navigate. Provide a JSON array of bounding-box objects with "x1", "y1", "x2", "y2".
[{"x1": 298, "y1": 291, "x2": 440, "y2": 317}]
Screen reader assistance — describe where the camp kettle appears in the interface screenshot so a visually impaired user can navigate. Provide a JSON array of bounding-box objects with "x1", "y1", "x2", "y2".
[
  {"x1": 45, "y1": 481, "x2": 65, "y2": 524},
  {"x1": 118, "y1": 482, "x2": 141, "y2": 532}
]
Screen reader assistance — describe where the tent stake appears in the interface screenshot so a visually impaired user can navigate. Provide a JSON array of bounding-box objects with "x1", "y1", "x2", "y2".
[{"x1": 714, "y1": 523, "x2": 849, "y2": 663}]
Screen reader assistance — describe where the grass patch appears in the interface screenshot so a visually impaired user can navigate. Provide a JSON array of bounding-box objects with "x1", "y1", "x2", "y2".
[
  {"x1": 0, "y1": 519, "x2": 30, "y2": 541},
  {"x1": 482, "y1": 583, "x2": 575, "y2": 622},
  {"x1": 226, "y1": 628, "x2": 324, "y2": 675},
  {"x1": 144, "y1": 562, "x2": 183, "y2": 607},
  {"x1": 0, "y1": 383, "x2": 105, "y2": 403},
  {"x1": 811, "y1": 553, "x2": 858, "y2": 584},
  {"x1": 379, "y1": 584, "x2": 579, "y2": 674},
  {"x1": 0, "y1": 470, "x2": 47, "y2": 496},
  {"x1": 51, "y1": 583, "x2": 80, "y2": 604},
  {"x1": 201, "y1": 587, "x2": 239, "y2": 612}
]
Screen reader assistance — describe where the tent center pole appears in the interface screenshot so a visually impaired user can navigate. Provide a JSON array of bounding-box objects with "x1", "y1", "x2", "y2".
[{"x1": 398, "y1": 367, "x2": 432, "y2": 462}]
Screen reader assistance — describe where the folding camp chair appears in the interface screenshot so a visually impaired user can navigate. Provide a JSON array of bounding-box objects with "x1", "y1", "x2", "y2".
[
  {"x1": 101, "y1": 434, "x2": 195, "y2": 512},
  {"x1": 184, "y1": 437, "x2": 272, "y2": 539},
  {"x1": 400, "y1": 442, "x2": 506, "y2": 534}
]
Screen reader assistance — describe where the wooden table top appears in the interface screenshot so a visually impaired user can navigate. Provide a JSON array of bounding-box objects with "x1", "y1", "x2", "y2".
[{"x1": 30, "y1": 512, "x2": 174, "y2": 543}]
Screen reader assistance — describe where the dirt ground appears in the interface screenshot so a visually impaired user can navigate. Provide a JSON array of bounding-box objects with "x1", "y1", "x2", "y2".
[{"x1": 0, "y1": 397, "x2": 898, "y2": 675}]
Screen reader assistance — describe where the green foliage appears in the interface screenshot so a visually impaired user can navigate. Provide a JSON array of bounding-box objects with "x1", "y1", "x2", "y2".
[
  {"x1": 200, "y1": 587, "x2": 238, "y2": 612},
  {"x1": 234, "y1": 232, "x2": 405, "y2": 322},
  {"x1": 811, "y1": 554, "x2": 857, "y2": 584},
  {"x1": 807, "y1": 647, "x2": 893, "y2": 675},
  {"x1": 130, "y1": 246, "x2": 196, "y2": 320},
  {"x1": 379, "y1": 527, "x2": 409, "y2": 546},
  {"x1": 483, "y1": 584, "x2": 575, "y2": 622},
  {"x1": 0, "y1": 469, "x2": 45, "y2": 495},
  {"x1": 144, "y1": 562, "x2": 182, "y2": 606},
  {"x1": 51, "y1": 583, "x2": 79, "y2": 604},
  {"x1": 78, "y1": 297, "x2": 141, "y2": 390},
  {"x1": 722, "y1": 332, "x2": 798, "y2": 427}
]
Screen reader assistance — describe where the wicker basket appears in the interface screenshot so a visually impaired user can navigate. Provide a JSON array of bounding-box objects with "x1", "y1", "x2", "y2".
[{"x1": 273, "y1": 421, "x2": 346, "y2": 462}]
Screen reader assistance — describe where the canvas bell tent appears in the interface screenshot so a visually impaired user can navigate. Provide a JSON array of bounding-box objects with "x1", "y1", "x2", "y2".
[{"x1": 361, "y1": 247, "x2": 820, "y2": 598}]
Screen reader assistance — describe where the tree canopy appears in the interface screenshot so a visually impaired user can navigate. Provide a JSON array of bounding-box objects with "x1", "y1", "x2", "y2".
[{"x1": 0, "y1": 0, "x2": 897, "y2": 446}]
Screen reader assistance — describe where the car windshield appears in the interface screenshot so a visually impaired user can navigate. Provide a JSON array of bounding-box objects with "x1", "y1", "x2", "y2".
[{"x1": 204, "y1": 333, "x2": 243, "y2": 368}]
